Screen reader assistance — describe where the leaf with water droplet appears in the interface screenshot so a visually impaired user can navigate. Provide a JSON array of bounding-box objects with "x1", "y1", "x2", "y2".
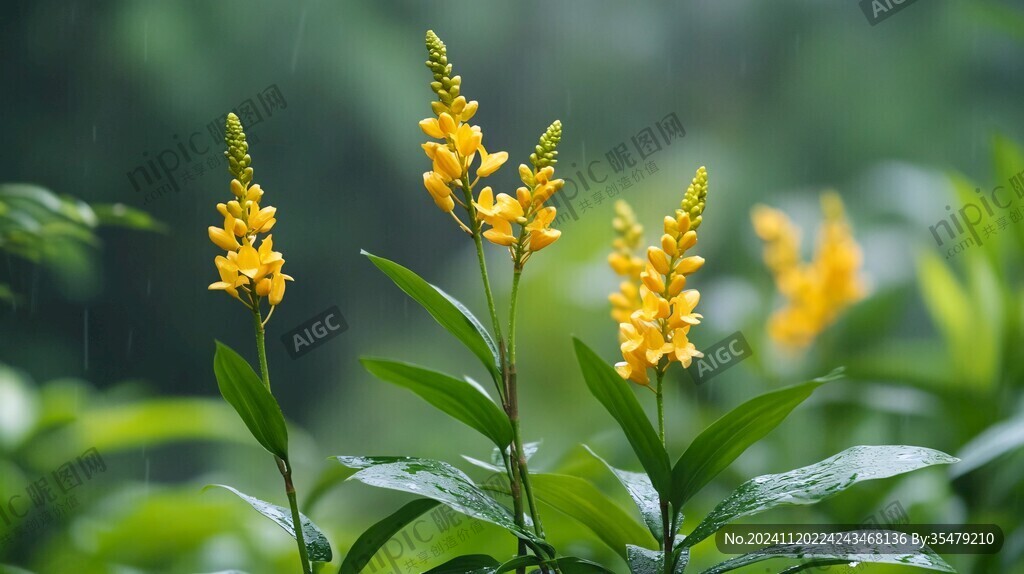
[
  {"x1": 204, "y1": 484, "x2": 332, "y2": 563},
  {"x1": 335, "y1": 455, "x2": 549, "y2": 551},
  {"x1": 686, "y1": 445, "x2": 958, "y2": 547}
]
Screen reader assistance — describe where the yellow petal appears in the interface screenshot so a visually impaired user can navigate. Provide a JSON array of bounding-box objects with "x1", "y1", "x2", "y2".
[
  {"x1": 647, "y1": 247, "x2": 670, "y2": 275},
  {"x1": 269, "y1": 273, "x2": 286, "y2": 305},
  {"x1": 236, "y1": 244, "x2": 260, "y2": 278},
  {"x1": 423, "y1": 171, "x2": 451, "y2": 201},
  {"x1": 529, "y1": 228, "x2": 560, "y2": 251},
  {"x1": 477, "y1": 150, "x2": 508, "y2": 178},
  {"x1": 419, "y1": 118, "x2": 444, "y2": 139},
  {"x1": 434, "y1": 147, "x2": 463, "y2": 180},
  {"x1": 209, "y1": 226, "x2": 239, "y2": 251},
  {"x1": 438, "y1": 112, "x2": 457, "y2": 135}
]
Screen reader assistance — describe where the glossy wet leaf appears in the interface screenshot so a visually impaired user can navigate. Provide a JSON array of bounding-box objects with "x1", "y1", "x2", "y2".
[
  {"x1": 670, "y1": 372, "x2": 842, "y2": 509},
  {"x1": 424, "y1": 555, "x2": 500, "y2": 573},
  {"x1": 205, "y1": 485, "x2": 333, "y2": 563},
  {"x1": 699, "y1": 541, "x2": 956, "y2": 573},
  {"x1": 686, "y1": 445, "x2": 959, "y2": 546},
  {"x1": 574, "y1": 338, "x2": 672, "y2": 495},
  {"x1": 340, "y1": 498, "x2": 440, "y2": 574},
  {"x1": 334, "y1": 455, "x2": 547, "y2": 548},
  {"x1": 584, "y1": 445, "x2": 666, "y2": 541},
  {"x1": 361, "y1": 358, "x2": 512, "y2": 448},
  {"x1": 952, "y1": 414, "x2": 1024, "y2": 477},
  {"x1": 530, "y1": 473, "x2": 657, "y2": 558},
  {"x1": 212, "y1": 341, "x2": 289, "y2": 460},
  {"x1": 363, "y1": 251, "x2": 500, "y2": 379},
  {"x1": 554, "y1": 557, "x2": 617, "y2": 573}
]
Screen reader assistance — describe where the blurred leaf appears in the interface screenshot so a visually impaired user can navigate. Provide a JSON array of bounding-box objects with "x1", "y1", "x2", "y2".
[
  {"x1": 340, "y1": 499, "x2": 440, "y2": 574},
  {"x1": 213, "y1": 341, "x2": 289, "y2": 460},
  {"x1": 23, "y1": 398, "x2": 250, "y2": 468},
  {"x1": 363, "y1": 251, "x2": 500, "y2": 380},
  {"x1": 0, "y1": 365, "x2": 39, "y2": 451},
  {"x1": 491, "y1": 441, "x2": 540, "y2": 467},
  {"x1": 361, "y1": 358, "x2": 512, "y2": 448},
  {"x1": 424, "y1": 555, "x2": 614, "y2": 574},
  {"x1": 205, "y1": 485, "x2": 333, "y2": 563},
  {"x1": 952, "y1": 413, "x2": 1024, "y2": 477},
  {"x1": 335, "y1": 455, "x2": 548, "y2": 550},
  {"x1": 670, "y1": 371, "x2": 841, "y2": 510},
  {"x1": 532, "y1": 473, "x2": 657, "y2": 557},
  {"x1": 301, "y1": 464, "x2": 358, "y2": 514},
  {"x1": 91, "y1": 203, "x2": 168, "y2": 232},
  {"x1": 584, "y1": 445, "x2": 665, "y2": 542},
  {"x1": 574, "y1": 338, "x2": 671, "y2": 496},
  {"x1": 686, "y1": 445, "x2": 959, "y2": 547},
  {"x1": 700, "y1": 542, "x2": 956, "y2": 573},
  {"x1": 0, "y1": 565, "x2": 34, "y2": 574}
]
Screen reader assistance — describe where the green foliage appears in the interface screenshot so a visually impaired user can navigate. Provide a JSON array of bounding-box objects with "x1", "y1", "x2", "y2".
[
  {"x1": 204, "y1": 485, "x2": 333, "y2": 563},
  {"x1": 212, "y1": 341, "x2": 290, "y2": 460},
  {"x1": 339, "y1": 499, "x2": 441, "y2": 574}
]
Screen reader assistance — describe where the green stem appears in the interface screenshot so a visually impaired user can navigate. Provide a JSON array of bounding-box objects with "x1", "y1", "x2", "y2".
[
  {"x1": 509, "y1": 270, "x2": 522, "y2": 363},
  {"x1": 253, "y1": 306, "x2": 311, "y2": 574},
  {"x1": 656, "y1": 368, "x2": 666, "y2": 445}
]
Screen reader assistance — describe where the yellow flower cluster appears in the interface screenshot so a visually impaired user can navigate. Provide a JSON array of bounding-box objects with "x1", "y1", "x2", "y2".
[
  {"x1": 420, "y1": 31, "x2": 509, "y2": 227},
  {"x1": 475, "y1": 121, "x2": 565, "y2": 266},
  {"x1": 614, "y1": 167, "x2": 709, "y2": 385},
  {"x1": 752, "y1": 192, "x2": 865, "y2": 349},
  {"x1": 208, "y1": 113, "x2": 292, "y2": 309},
  {"x1": 608, "y1": 200, "x2": 645, "y2": 324},
  {"x1": 419, "y1": 31, "x2": 565, "y2": 267}
]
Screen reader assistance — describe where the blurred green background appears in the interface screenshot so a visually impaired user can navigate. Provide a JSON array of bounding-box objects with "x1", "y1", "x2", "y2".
[{"x1": 1, "y1": 1, "x2": 1023, "y2": 573}]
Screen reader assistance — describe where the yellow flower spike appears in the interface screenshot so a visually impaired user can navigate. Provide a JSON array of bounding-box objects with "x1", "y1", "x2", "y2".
[
  {"x1": 667, "y1": 273, "x2": 687, "y2": 297},
  {"x1": 236, "y1": 243, "x2": 261, "y2": 278},
  {"x1": 438, "y1": 112, "x2": 457, "y2": 135},
  {"x1": 477, "y1": 149, "x2": 508, "y2": 178},
  {"x1": 661, "y1": 234, "x2": 678, "y2": 257},
  {"x1": 528, "y1": 227, "x2": 561, "y2": 252},
  {"x1": 483, "y1": 218, "x2": 517, "y2": 246},
  {"x1": 419, "y1": 118, "x2": 445, "y2": 139},
  {"x1": 647, "y1": 247, "x2": 671, "y2": 275},
  {"x1": 455, "y1": 123, "x2": 482, "y2": 157},
  {"x1": 433, "y1": 147, "x2": 463, "y2": 181},
  {"x1": 612, "y1": 167, "x2": 712, "y2": 384},
  {"x1": 423, "y1": 171, "x2": 452, "y2": 202},
  {"x1": 675, "y1": 255, "x2": 705, "y2": 275},
  {"x1": 640, "y1": 263, "x2": 666, "y2": 293},
  {"x1": 209, "y1": 223, "x2": 239, "y2": 251}
]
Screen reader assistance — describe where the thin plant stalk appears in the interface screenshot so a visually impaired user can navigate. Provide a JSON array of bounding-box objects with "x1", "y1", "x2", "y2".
[{"x1": 252, "y1": 306, "x2": 312, "y2": 574}]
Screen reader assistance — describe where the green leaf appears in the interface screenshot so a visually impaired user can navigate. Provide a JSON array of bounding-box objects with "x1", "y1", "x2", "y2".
[
  {"x1": 530, "y1": 473, "x2": 657, "y2": 558},
  {"x1": 361, "y1": 358, "x2": 512, "y2": 448},
  {"x1": 670, "y1": 371, "x2": 841, "y2": 509},
  {"x1": 491, "y1": 441, "x2": 541, "y2": 467},
  {"x1": 91, "y1": 203, "x2": 167, "y2": 232},
  {"x1": 554, "y1": 557, "x2": 617, "y2": 573},
  {"x1": 699, "y1": 542, "x2": 956, "y2": 574},
  {"x1": 952, "y1": 414, "x2": 1024, "y2": 477},
  {"x1": 574, "y1": 338, "x2": 671, "y2": 495},
  {"x1": 363, "y1": 251, "x2": 500, "y2": 379},
  {"x1": 335, "y1": 456, "x2": 549, "y2": 551},
  {"x1": 340, "y1": 498, "x2": 440, "y2": 574},
  {"x1": 686, "y1": 445, "x2": 960, "y2": 547},
  {"x1": 424, "y1": 555, "x2": 501, "y2": 574},
  {"x1": 584, "y1": 445, "x2": 666, "y2": 542},
  {"x1": 213, "y1": 341, "x2": 289, "y2": 460},
  {"x1": 205, "y1": 485, "x2": 333, "y2": 563}
]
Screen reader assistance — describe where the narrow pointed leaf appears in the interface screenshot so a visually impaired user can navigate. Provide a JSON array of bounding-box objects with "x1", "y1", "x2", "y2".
[
  {"x1": 361, "y1": 358, "x2": 512, "y2": 448},
  {"x1": 585, "y1": 445, "x2": 665, "y2": 541},
  {"x1": 334, "y1": 456, "x2": 548, "y2": 550},
  {"x1": 952, "y1": 414, "x2": 1024, "y2": 477},
  {"x1": 574, "y1": 338, "x2": 671, "y2": 495},
  {"x1": 213, "y1": 341, "x2": 289, "y2": 460},
  {"x1": 554, "y1": 557, "x2": 618, "y2": 573},
  {"x1": 205, "y1": 485, "x2": 332, "y2": 562},
  {"x1": 424, "y1": 555, "x2": 501, "y2": 574},
  {"x1": 699, "y1": 542, "x2": 956, "y2": 574},
  {"x1": 686, "y1": 445, "x2": 959, "y2": 546},
  {"x1": 530, "y1": 473, "x2": 657, "y2": 558},
  {"x1": 670, "y1": 371, "x2": 842, "y2": 509},
  {"x1": 491, "y1": 441, "x2": 541, "y2": 467},
  {"x1": 340, "y1": 498, "x2": 440, "y2": 574},
  {"x1": 363, "y1": 251, "x2": 500, "y2": 378}
]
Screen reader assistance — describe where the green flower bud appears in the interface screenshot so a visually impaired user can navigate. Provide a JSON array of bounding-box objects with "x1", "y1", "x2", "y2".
[{"x1": 530, "y1": 120, "x2": 562, "y2": 170}]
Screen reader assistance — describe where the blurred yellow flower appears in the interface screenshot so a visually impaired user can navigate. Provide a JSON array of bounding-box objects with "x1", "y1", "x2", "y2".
[
  {"x1": 752, "y1": 191, "x2": 865, "y2": 349},
  {"x1": 207, "y1": 113, "x2": 293, "y2": 315},
  {"x1": 613, "y1": 167, "x2": 710, "y2": 386}
]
